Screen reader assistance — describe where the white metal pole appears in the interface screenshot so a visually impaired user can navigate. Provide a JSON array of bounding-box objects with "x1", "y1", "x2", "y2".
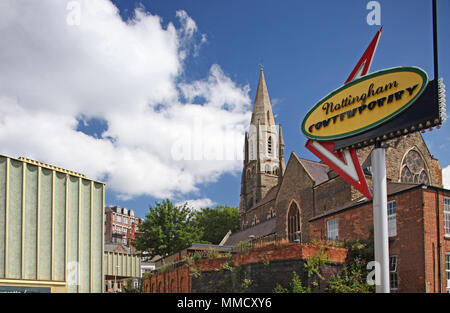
[{"x1": 371, "y1": 145, "x2": 390, "y2": 293}]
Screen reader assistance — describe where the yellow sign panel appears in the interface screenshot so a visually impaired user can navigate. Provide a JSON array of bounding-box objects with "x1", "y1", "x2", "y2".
[{"x1": 301, "y1": 67, "x2": 428, "y2": 141}]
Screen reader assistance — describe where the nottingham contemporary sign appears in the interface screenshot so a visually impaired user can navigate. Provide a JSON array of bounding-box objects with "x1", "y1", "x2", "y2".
[{"x1": 302, "y1": 67, "x2": 428, "y2": 141}]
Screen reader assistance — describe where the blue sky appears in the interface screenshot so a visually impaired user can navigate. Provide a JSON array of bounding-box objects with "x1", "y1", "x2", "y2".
[{"x1": 0, "y1": 0, "x2": 449, "y2": 220}]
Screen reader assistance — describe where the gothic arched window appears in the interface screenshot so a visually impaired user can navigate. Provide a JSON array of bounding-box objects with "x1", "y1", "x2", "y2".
[
  {"x1": 400, "y1": 149, "x2": 430, "y2": 185},
  {"x1": 288, "y1": 202, "x2": 301, "y2": 242}
]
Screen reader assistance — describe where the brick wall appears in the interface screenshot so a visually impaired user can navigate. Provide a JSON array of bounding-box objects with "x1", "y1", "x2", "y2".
[{"x1": 142, "y1": 243, "x2": 347, "y2": 293}]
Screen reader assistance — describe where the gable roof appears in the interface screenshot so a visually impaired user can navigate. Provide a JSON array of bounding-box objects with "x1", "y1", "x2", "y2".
[
  {"x1": 246, "y1": 185, "x2": 280, "y2": 213},
  {"x1": 295, "y1": 155, "x2": 330, "y2": 186},
  {"x1": 223, "y1": 218, "x2": 277, "y2": 246}
]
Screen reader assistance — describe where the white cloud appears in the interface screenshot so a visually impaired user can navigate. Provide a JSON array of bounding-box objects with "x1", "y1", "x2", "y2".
[
  {"x1": 0, "y1": 0, "x2": 251, "y2": 200},
  {"x1": 443, "y1": 165, "x2": 450, "y2": 189},
  {"x1": 176, "y1": 198, "x2": 215, "y2": 211}
]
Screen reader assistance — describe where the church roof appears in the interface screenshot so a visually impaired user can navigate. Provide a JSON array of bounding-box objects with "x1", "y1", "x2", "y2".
[
  {"x1": 222, "y1": 218, "x2": 277, "y2": 246},
  {"x1": 246, "y1": 185, "x2": 280, "y2": 213},
  {"x1": 296, "y1": 156, "x2": 331, "y2": 186}
]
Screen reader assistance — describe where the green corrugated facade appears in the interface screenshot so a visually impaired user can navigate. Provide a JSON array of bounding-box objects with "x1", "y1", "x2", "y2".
[{"x1": 0, "y1": 155, "x2": 105, "y2": 293}]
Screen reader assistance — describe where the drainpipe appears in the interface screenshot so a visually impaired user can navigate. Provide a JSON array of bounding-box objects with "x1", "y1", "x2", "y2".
[{"x1": 435, "y1": 188, "x2": 442, "y2": 293}]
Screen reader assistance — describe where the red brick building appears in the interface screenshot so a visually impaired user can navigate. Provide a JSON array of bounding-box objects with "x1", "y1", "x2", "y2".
[
  {"x1": 309, "y1": 183, "x2": 450, "y2": 293},
  {"x1": 105, "y1": 206, "x2": 143, "y2": 247}
]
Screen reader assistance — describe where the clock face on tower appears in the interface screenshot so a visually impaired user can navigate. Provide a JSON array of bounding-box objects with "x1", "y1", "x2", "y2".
[{"x1": 400, "y1": 150, "x2": 430, "y2": 185}]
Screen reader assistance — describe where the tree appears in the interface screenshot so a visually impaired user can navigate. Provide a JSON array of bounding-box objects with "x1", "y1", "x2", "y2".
[
  {"x1": 122, "y1": 279, "x2": 140, "y2": 293},
  {"x1": 133, "y1": 199, "x2": 202, "y2": 258},
  {"x1": 193, "y1": 205, "x2": 240, "y2": 245}
]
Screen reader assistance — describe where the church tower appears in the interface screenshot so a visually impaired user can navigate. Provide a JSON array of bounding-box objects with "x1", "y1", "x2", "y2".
[{"x1": 240, "y1": 68, "x2": 285, "y2": 227}]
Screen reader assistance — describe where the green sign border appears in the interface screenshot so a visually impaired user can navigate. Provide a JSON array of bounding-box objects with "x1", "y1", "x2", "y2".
[{"x1": 301, "y1": 66, "x2": 429, "y2": 141}]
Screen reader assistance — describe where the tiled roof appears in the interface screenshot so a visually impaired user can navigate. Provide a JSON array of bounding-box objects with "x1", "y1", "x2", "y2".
[
  {"x1": 297, "y1": 157, "x2": 330, "y2": 186},
  {"x1": 223, "y1": 218, "x2": 276, "y2": 246},
  {"x1": 247, "y1": 185, "x2": 280, "y2": 213}
]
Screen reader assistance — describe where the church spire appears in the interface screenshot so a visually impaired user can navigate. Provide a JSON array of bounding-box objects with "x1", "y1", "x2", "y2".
[
  {"x1": 278, "y1": 124, "x2": 286, "y2": 182},
  {"x1": 250, "y1": 68, "x2": 276, "y2": 127}
]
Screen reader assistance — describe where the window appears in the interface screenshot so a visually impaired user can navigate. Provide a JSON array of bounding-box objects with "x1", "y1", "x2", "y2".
[
  {"x1": 444, "y1": 198, "x2": 450, "y2": 237},
  {"x1": 124, "y1": 217, "x2": 128, "y2": 224},
  {"x1": 267, "y1": 207, "x2": 276, "y2": 220},
  {"x1": 273, "y1": 166, "x2": 279, "y2": 175},
  {"x1": 265, "y1": 164, "x2": 271, "y2": 173},
  {"x1": 390, "y1": 255, "x2": 398, "y2": 293},
  {"x1": 446, "y1": 253, "x2": 450, "y2": 293},
  {"x1": 327, "y1": 218, "x2": 338, "y2": 241},
  {"x1": 268, "y1": 136, "x2": 273, "y2": 155},
  {"x1": 388, "y1": 201, "x2": 397, "y2": 237},
  {"x1": 400, "y1": 149, "x2": 430, "y2": 185},
  {"x1": 288, "y1": 203, "x2": 301, "y2": 242},
  {"x1": 117, "y1": 215, "x2": 122, "y2": 223}
]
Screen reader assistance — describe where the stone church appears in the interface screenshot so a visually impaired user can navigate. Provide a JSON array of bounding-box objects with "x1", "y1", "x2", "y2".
[{"x1": 222, "y1": 68, "x2": 444, "y2": 247}]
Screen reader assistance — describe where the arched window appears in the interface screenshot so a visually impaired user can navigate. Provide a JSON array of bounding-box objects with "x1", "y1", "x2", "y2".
[
  {"x1": 252, "y1": 215, "x2": 259, "y2": 226},
  {"x1": 268, "y1": 136, "x2": 273, "y2": 155},
  {"x1": 400, "y1": 149, "x2": 430, "y2": 185},
  {"x1": 267, "y1": 207, "x2": 276, "y2": 220},
  {"x1": 273, "y1": 166, "x2": 279, "y2": 175},
  {"x1": 288, "y1": 202, "x2": 301, "y2": 242},
  {"x1": 249, "y1": 140, "x2": 253, "y2": 159},
  {"x1": 246, "y1": 169, "x2": 251, "y2": 181}
]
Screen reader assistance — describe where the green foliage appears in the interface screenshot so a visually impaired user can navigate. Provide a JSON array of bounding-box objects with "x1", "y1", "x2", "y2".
[
  {"x1": 327, "y1": 229, "x2": 375, "y2": 293},
  {"x1": 133, "y1": 199, "x2": 202, "y2": 258},
  {"x1": 304, "y1": 244, "x2": 330, "y2": 282},
  {"x1": 291, "y1": 272, "x2": 311, "y2": 293},
  {"x1": 327, "y1": 258, "x2": 375, "y2": 293},
  {"x1": 273, "y1": 284, "x2": 289, "y2": 293},
  {"x1": 344, "y1": 228, "x2": 375, "y2": 264},
  {"x1": 142, "y1": 271, "x2": 153, "y2": 280},
  {"x1": 190, "y1": 266, "x2": 201, "y2": 278},
  {"x1": 122, "y1": 279, "x2": 140, "y2": 293},
  {"x1": 193, "y1": 252, "x2": 203, "y2": 261},
  {"x1": 241, "y1": 279, "x2": 253, "y2": 290},
  {"x1": 273, "y1": 272, "x2": 310, "y2": 293},
  {"x1": 235, "y1": 241, "x2": 252, "y2": 252},
  {"x1": 193, "y1": 205, "x2": 240, "y2": 244}
]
